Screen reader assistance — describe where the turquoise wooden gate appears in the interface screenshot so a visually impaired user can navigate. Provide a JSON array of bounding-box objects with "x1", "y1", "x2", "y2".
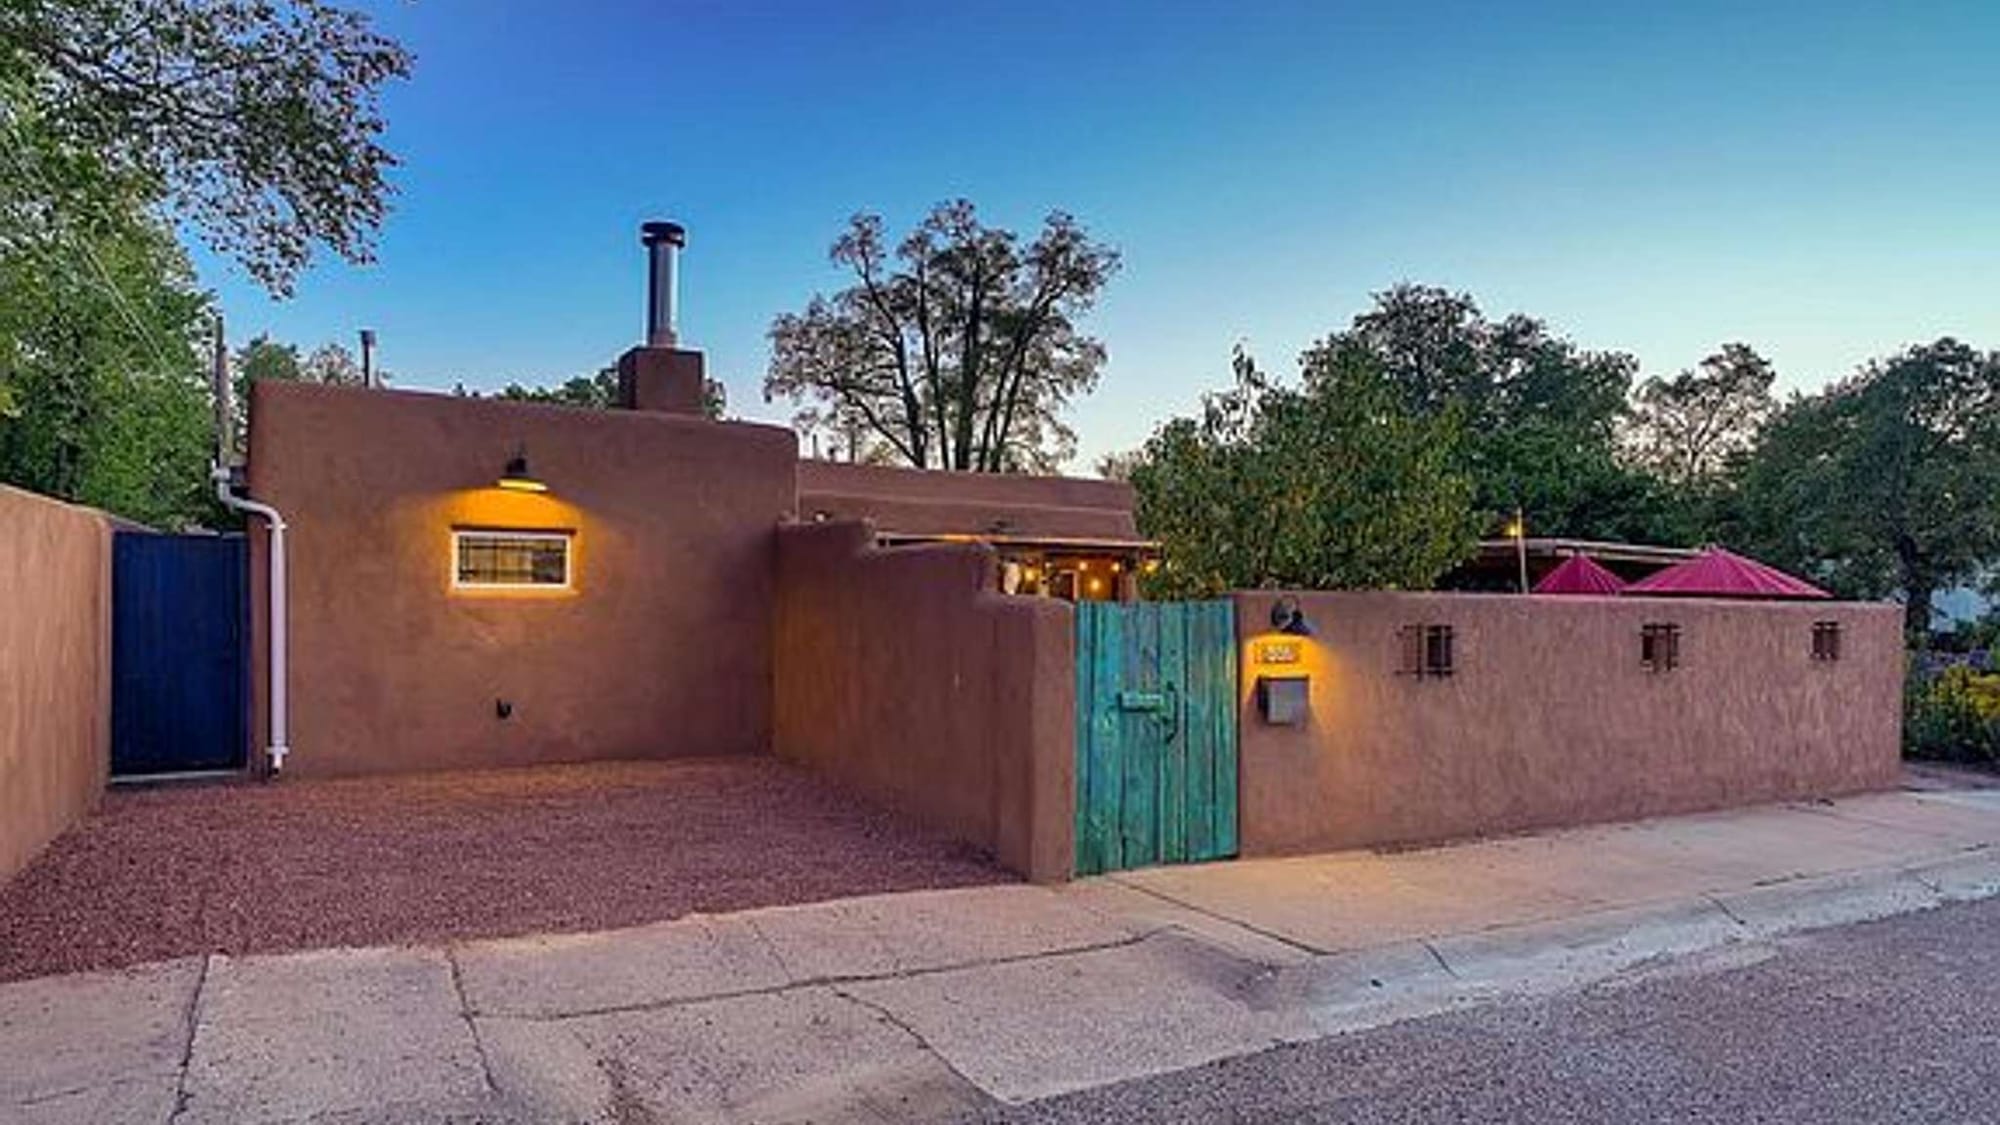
[{"x1": 1074, "y1": 600, "x2": 1239, "y2": 875}]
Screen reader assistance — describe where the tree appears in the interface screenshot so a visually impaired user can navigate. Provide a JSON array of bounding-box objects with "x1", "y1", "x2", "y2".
[
  {"x1": 1626, "y1": 343, "x2": 1777, "y2": 486},
  {"x1": 236, "y1": 335, "x2": 302, "y2": 384},
  {"x1": 0, "y1": 201, "x2": 215, "y2": 527},
  {"x1": 1728, "y1": 340, "x2": 2000, "y2": 640},
  {"x1": 497, "y1": 367, "x2": 728, "y2": 419},
  {"x1": 766, "y1": 200, "x2": 1119, "y2": 473},
  {"x1": 1328, "y1": 284, "x2": 1674, "y2": 541},
  {"x1": 1094, "y1": 448, "x2": 1142, "y2": 482},
  {"x1": 1, "y1": 0, "x2": 411, "y2": 295},
  {"x1": 0, "y1": 0, "x2": 408, "y2": 526},
  {"x1": 301, "y1": 342, "x2": 364, "y2": 386},
  {"x1": 223, "y1": 334, "x2": 373, "y2": 460},
  {"x1": 499, "y1": 369, "x2": 620, "y2": 409},
  {"x1": 1126, "y1": 344, "x2": 1478, "y2": 597}
]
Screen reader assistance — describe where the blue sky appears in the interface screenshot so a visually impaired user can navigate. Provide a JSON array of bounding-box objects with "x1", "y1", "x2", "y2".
[{"x1": 205, "y1": 0, "x2": 2000, "y2": 471}]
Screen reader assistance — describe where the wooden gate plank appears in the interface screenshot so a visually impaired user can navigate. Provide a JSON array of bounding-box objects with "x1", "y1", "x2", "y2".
[
  {"x1": 1182, "y1": 601, "x2": 1217, "y2": 862},
  {"x1": 1073, "y1": 602, "x2": 1099, "y2": 876},
  {"x1": 1158, "y1": 602, "x2": 1189, "y2": 864},
  {"x1": 1118, "y1": 602, "x2": 1160, "y2": 866},
  {"x1": 1205, "y1": 600, "x2": 1241, "y2": 859},
  {"x1": 1086, "y1": 603, "x2": 1129, "y2": 874}
]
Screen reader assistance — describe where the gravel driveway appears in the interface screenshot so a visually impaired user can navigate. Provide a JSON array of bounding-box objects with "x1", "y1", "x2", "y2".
[{"x1": 0, "y1": 757, "x2": 1005, "y2": 982}]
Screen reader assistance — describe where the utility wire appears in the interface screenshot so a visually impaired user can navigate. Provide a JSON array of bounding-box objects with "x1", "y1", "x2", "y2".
[{"x1": 0, "y1": 101, "x2": 179, "y2": 371}]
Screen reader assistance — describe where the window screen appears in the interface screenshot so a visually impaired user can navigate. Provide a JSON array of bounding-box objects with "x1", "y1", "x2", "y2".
[
  {"x1": 1812, "y1": 621, "x2": 1842, "y2": 662},
  {"x1": 453, "y1": 530, "x2": 571, "y2": 588}
]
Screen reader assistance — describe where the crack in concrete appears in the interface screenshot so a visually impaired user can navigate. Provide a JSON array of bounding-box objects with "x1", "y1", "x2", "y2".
[
  {"x1": 739, "y1": 915, "x2": 793, "y2": 980},
  {"x1": 1420, "y1": 941, "x2": 1460, "y2": 979},
  {"x1": 446, "y1": 947, "x2": 499, "y2": 1095},
  {"x1": 1103, "y1": 875, "x2": 1327, "y2": 957},
  {"x1": 164, "y1": 953, "x2": 212, "y2": 1125},
  {"x1": 493, "y1": 931, "x2": 1160, "y2": 1024},
  {"x1": 1702, "y1": 892, "x2": 1752, "y2": 929},
  {"x1": 829, "y1": 983, "x2": 995, "y2": 1111}
]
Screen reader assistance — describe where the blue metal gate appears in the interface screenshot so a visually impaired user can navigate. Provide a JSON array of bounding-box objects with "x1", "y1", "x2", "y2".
[{"x1": 112, "y1": 533, "x2": 249, "y2": 776}]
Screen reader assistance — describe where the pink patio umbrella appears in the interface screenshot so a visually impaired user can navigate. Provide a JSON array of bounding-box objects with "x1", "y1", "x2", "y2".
[
  {"x1": 1625, "y1": 546, "x2": 1831, "y2": 600},
  {"x1": 1532, "y1": 553, "x2": 1628, "y2": 595}
]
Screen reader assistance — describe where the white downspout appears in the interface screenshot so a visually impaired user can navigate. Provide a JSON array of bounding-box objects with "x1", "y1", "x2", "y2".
[
  {"x1": 214, "y1": 466, "x2": 290, "y2": 774},
  {"x1": 209, "y1": 317, "x2": 289, "y2": 774}
]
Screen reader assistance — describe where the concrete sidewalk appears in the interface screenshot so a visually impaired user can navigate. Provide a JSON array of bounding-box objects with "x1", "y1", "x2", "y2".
[{"x1": 9, "y1": 789, "x2": 2000, "y2": 1124}]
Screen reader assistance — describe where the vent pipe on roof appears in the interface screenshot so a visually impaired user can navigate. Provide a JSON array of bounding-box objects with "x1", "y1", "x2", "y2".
[
  {"x1": 211, "y1": 316, "x2": 236, "y2": 468},
  {"x1": 641, "y1": 220, "x2": 686, "y2": 348}
]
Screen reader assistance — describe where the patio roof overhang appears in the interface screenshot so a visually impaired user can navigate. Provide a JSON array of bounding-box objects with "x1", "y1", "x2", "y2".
[
  {"x1": 875, "y1": 530, "x2": 1161, "y2": 555},
  {"x1": 1475, "y1": 537, "x2": 1700, "y2": 567}
]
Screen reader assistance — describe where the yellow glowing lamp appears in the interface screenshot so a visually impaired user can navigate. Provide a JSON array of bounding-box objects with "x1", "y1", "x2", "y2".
[{"x1": 497, "y1": 449, "x2": 548, "y2": 493}]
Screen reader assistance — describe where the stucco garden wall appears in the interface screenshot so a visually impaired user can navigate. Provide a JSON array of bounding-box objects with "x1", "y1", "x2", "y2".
[
  {"x1": 245, "y1": 380, "x2": 798, "y2": 777},
  {"x1": 773, "y1": 521, "x2": 1076, "y2": 881},
  {"x1": 0, "y1": 486, "x2": 112, "y2": 880},
  {"x1": 1233, "y1": 590, "x2": 1904, "y2": 856}
]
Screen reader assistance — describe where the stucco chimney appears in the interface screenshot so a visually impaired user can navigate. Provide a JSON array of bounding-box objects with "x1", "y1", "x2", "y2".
[{"x1": 618, "y1": 220, "x2": 706, "y2": 416}]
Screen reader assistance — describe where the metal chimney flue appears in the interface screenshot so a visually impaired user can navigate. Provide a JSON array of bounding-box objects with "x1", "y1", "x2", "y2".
[{"x1": 641, "y1": 220, "x2": 686, "y2": 348}]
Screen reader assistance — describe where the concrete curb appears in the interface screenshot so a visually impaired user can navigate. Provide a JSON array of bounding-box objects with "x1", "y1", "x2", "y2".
[
  {"x1": 1904, "y1": 845, "x2": 2000, "y2": 901},
  {"x1": 1432, "y1": 895, "x2": 1748, "y2": 990},
  {"x1": 873, "y1": 846, "x2": 2000, "y2": 1108},
  {"x1": 1224, "y1": 846, "x2": 2000, "y2": 1051}
]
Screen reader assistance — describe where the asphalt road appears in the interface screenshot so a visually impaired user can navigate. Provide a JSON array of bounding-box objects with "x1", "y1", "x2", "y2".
[{"x1": 978, "y1": 893, "x2": 2000, "y2": 1124}]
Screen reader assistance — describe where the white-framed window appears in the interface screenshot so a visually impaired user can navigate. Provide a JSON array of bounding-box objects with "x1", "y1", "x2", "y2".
[{"x1": 452, "y1": 529, "x2": 572, "y2": 590}]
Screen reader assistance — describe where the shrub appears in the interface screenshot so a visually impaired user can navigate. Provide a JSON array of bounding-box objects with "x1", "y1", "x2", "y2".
[{"x1": 1906, "y1": 665, "x2": 2000, "y2": 762}]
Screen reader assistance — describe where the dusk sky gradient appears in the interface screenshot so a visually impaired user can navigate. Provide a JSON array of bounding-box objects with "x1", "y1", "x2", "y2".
[{"x1": 204, "y1": 0, "x2": 2000, "y2": 470}]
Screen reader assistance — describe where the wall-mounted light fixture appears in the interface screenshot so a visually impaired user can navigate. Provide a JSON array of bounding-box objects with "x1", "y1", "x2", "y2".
[
  {"x1": 497, "y1": 445, "x2": 548, "y2": 493},
  {"x1": 1270, "y1": 596, "x2": 1313, "y2": 637},
  {"x1": 1258, "y1": 598, "x2": 1314, "y2": 725}
]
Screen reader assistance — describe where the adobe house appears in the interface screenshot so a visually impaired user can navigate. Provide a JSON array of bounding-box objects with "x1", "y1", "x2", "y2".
[
  {"x1": 0, "y1": 222, "x2": 1905, "y2": 887},
  {"x1": 223, "y1": 224, "x2": 1096, "y2": 877},
  {"x1": 238, "y1": 225, "x2": 1902, "y2": 877}
]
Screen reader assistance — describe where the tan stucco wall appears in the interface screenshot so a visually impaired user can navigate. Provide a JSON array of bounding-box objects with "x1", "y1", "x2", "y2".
[
  {"x1": 1233, "y1": 591, "x2": 1904, "y2": 856},
  {"x1": 245, "y1": 380, "x2": 797, "y2": 777},
  {"x1": 773, "y1": 521, "x2": 1076, "y2": 881},
  {"x1": 0, "y1": 486, "x2": 111, "y2": 880}
]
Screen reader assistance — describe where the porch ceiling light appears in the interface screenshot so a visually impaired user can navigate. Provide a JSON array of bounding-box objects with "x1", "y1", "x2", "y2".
[
  {"x1": 497, "y1": 447, "x2": 548, "y2": 493},
  {"x1": 1270, "y1": 596, "x2": 1314, "y2": 637}
]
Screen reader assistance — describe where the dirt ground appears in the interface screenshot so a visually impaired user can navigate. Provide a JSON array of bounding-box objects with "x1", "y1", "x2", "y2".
[{"x1": 0, "y1": 757, "x2": 1006, "y2": 982}]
